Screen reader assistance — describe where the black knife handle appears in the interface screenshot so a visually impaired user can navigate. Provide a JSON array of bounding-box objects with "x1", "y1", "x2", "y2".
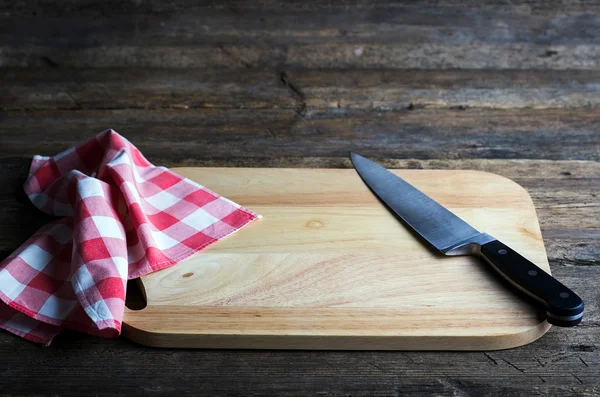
[{"x1": 479, "y1": 240, "x2": 584, "y2": 327}]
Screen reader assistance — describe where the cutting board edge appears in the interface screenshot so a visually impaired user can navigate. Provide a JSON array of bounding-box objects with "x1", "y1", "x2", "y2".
[
  {"x1": 121, "y1": 317, "x2": 551, "y2": 350},
  {"x1": 170, "y1": 167, "x2": 536, "y2": 197}
]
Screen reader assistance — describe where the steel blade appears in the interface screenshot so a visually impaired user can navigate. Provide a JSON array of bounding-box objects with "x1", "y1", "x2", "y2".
[{"x1": 350, "y1": 152, "x2": 492, "y2": 254}]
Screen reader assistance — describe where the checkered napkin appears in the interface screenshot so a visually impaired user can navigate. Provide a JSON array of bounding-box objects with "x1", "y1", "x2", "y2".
[{"x1": 0, "y1": 130, "x2": 259, "y2": 345}]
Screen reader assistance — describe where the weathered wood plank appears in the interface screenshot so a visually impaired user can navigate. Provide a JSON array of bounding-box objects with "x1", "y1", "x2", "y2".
[
  {"x1": 2, "y1": 108, "x2": 600, "y2": 161},
  {"x1": 285, "y1": 44, "x2": 600, "y2": 70},
  {"x1": 4, "y1": 43, "x2": 600, "y2": 70},
  {"x1": 290, "y1": 69, "x2": 600, "y2": 110},
  {"x1": 5, "y1": 68, "x2": 600, "y2": 111},
  {"x1": 5, "y1": 0, "x2": 600, "y2": 16},
  {"x1": 5, "y1": 7, "x2": 600, "y2": 46},
  {"x1": 1, "y1": 68, "x2": 294, "y2": 110},
  {"x1": 3, "y1": 6, "x2": 600, "y2": 68}
]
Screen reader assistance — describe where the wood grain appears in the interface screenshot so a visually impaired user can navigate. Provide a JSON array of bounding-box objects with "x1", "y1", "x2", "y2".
[
  {"x1": 5, "y1": 0, "x2": 600, "y2": 15},
  {"x1": 122, "y1": 167, "x2": 551, "y2": 350},
  {"x1": 2, "y1": 108, "x2": 600, "y2": 162},
  {"x1": 4, "y1": 3, "x2": 600, "y2": 69},
  {"x1": 5, "y1": 68, "x2": 600, "y2": 111},
  {"x1": 0, "y1": 68, "x2": 294, "y2": 110}
]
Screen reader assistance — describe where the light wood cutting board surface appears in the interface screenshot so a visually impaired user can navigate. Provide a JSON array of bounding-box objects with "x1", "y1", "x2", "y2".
[{"x1": 122, "y1": 167, "x2": 551, "y2": 350}]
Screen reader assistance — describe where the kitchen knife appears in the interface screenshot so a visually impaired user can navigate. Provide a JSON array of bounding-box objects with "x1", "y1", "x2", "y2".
[{"x1": 350, "y1": 152, "x2": 584, "y2": 327}]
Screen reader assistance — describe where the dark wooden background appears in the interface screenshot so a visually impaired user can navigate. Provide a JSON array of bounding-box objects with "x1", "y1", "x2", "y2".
[{"x1": 1, "y1": 1, "x2": 600, "y2": 396}]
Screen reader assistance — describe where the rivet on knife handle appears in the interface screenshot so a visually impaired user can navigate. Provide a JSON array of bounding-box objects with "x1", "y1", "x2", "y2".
[{"x1": 479, "y1": 240, "x2": 584, "y2": 327}]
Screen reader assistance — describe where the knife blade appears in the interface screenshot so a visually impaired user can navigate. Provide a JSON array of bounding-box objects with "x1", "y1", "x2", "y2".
[{"x1": 350, "y1": 152, "x2": 584, "y2": 327}]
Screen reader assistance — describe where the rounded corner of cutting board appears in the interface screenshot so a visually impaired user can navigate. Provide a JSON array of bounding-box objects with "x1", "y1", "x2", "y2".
[
  {"x1": 121, "y1": 307, "x2": 175, "y2": 348},
  {"x1": 460, "y1": 169, "x2": 534, "y2": 202},
  {"x1": 478, "y1": 320, "x2": 552, "y2": 351}
]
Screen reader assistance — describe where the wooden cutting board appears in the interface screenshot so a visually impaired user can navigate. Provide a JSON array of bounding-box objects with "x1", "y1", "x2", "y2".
[{"x1": 122, "y1": 167, "x2": 551, "y2": 350}]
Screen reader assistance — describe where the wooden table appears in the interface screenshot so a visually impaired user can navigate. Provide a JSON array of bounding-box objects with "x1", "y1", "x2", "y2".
[{"x1": 1, "y1": 1, "x2": 599, "y2": 395}]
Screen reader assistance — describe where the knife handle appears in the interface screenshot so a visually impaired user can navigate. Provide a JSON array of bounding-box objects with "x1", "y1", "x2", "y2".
[{"x1": 479, "y1": 240, "x2": 584, "y2": 327}]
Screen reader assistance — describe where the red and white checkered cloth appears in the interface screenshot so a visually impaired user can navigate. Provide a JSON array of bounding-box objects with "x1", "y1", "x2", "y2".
[{"x1": 0, "y1": 130, "x2": 259, "y2": 345}]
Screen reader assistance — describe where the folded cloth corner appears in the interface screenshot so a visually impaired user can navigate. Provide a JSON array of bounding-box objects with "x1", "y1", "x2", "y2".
[{"x1": 0, "y1": 129, "x2": 260, "y2": 345}]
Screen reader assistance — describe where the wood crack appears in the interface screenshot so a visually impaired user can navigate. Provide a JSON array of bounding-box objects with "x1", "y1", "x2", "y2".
[
  {"x1": 502, "y1": 359, "x2": 525, "y2": 373},
  {"x1": 279, "y1": 71, "x2": 307, "y2": 116},
  {"x1": 218, "y1": 43, "x2": 252, "y2": 68},
  {"x1": 483, "y1": 352, "x2": 498, "y2": 365},
  {"x1": 64, "y1": 91, "x2": 82, "y2": 109},
  {"x1": 40, "y1": 56, "x2": 59, "y2": 67}
]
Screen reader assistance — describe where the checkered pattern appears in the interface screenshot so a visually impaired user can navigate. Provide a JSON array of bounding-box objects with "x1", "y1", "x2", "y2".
[{"x1": 0, "y1": 130, "x2": 260, "y2": 345}]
